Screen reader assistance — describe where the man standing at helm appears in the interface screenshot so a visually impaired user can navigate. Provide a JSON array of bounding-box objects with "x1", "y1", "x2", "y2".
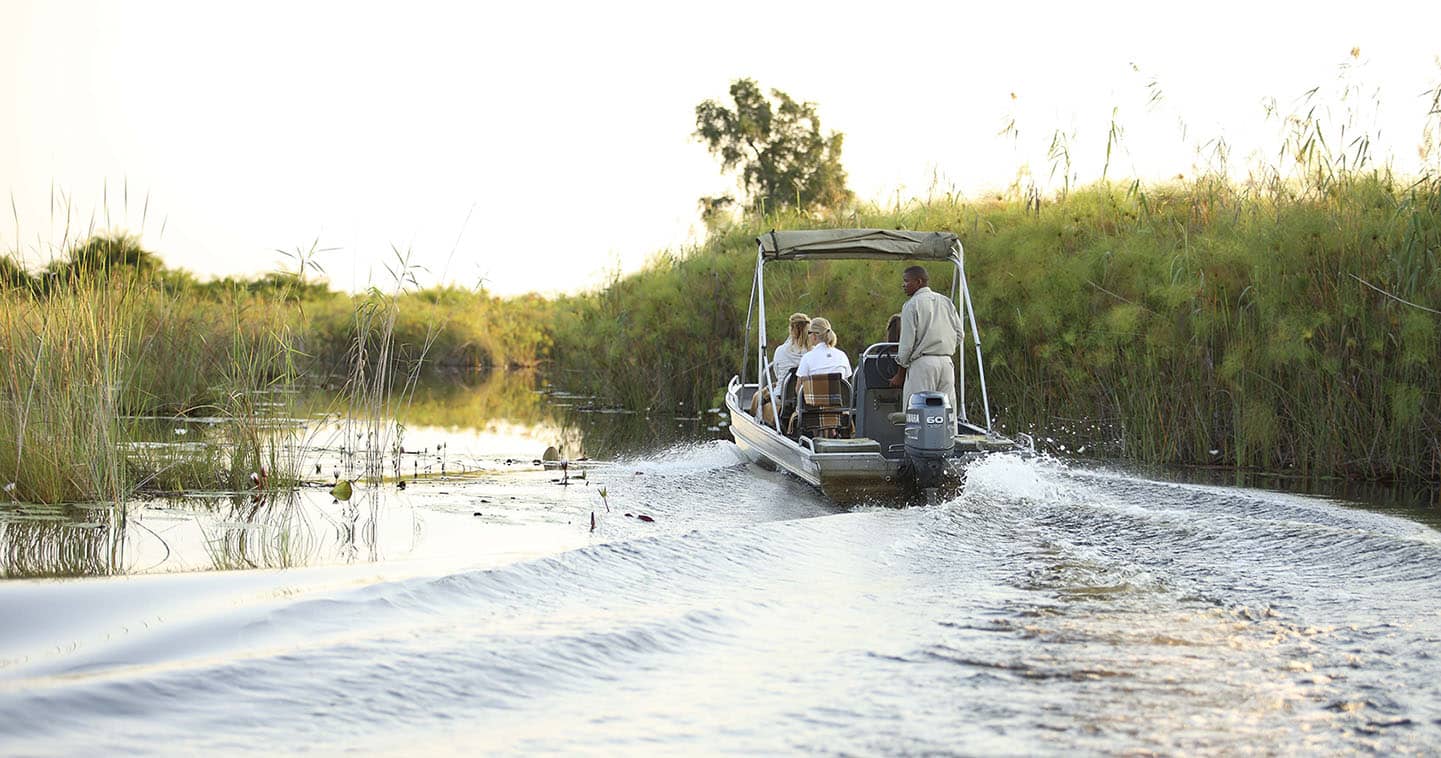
[{"x1": 889, "y1": 265, "x2": 964, "y2": 418}]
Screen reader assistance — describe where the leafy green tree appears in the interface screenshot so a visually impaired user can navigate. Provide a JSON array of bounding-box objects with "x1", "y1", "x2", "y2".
[{"x1": 694, "y1": 79, "x2": 853, "y2": 216}]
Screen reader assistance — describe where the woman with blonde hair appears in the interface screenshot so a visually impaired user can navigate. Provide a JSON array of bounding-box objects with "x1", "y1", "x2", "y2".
[
  {"x1": 796, "y1": 316, "x2": 852, "y2": 378},
  {"x1": 751, "y1": 312, "x2": 810, "y2": 422},
  {"x1": 770, "y1": 312, "x2": 810, "y2": 382}
]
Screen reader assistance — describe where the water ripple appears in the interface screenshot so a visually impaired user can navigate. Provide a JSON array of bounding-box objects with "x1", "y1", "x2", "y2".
[{"x1": 1, "y1": 447, "x2": 1439, "y2": 754}]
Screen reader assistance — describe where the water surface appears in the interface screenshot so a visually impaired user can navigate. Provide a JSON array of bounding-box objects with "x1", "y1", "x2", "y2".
[{"x1": 2, "y1": 376, "x2": 1439, "y2": 754}]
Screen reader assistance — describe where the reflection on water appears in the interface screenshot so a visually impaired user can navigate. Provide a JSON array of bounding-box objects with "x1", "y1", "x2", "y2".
[
  {"x1": 1111, "y1": 461, "x2": 1441, "y2": 530},
  {"x1": 2, "y1": 371, "x2": 564, "y2": 579},
  {"x1": 0, "y1": 369, "x2": 733, "y2": 579},
  {"x1": 0, "y1": 504, "x2": 122, "y2": 579},
  {"x1": 1, "y1": 368, "x2": 1432, "y2": 581}
]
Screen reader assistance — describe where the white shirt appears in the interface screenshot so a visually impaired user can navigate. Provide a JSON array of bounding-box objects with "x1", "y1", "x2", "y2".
[
  {"x1": 770, "y1": 340, "x2": 806, "y2": 382},
  {"x1": 796, "y1": 343, "x2": 852, "y2": 378}
]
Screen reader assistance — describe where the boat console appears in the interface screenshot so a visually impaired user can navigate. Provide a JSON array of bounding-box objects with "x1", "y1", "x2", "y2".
[{"x1": 852, "y1": 342, "x2": 905, "y2": 457}]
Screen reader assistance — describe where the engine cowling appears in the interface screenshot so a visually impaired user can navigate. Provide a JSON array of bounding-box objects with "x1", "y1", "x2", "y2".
[{"x1": 903, "y1": 391, "x2": 955, "y2": 489}]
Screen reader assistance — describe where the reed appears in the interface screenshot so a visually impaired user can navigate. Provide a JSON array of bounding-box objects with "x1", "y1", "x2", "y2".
[
  {"x1": 546, "y1": 170, "x2": 1440, "y2": 484},
  {"x1": 0, "y1": 279, "x2": 131, "y2": 503},
  {"x1": 0, "y1": 238, "x2": 307, "y2": 503},
  {"x1": 546, "y1": 62, "x2": 1440, "y2": 484},
  {"x1": 0, "y1": 226, "x2": 555, "y2": 504},
  {"x1": 314, "y1": 248, "x2": 446, "y2": 489}
]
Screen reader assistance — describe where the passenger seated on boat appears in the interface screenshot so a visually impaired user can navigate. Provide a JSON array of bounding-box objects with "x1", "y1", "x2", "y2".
[
  {"x1": 796, "y1": 317, "x2": 852, "y2": 379},
  {"x1": 788, "y1": 372, "x2": 854, "y2": 439},
  {"x1": 771, "y1": 312, "x2": 811, "y2": 383},
  {"x1": 749, "y1": 313, "x2": 811, "y2": 426},
  {"x1": 748, "y1": 367, "x2": 798, "y2": 427}
]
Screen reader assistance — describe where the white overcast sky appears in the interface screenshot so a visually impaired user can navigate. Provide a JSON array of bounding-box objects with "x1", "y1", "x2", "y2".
[{"x1": 3, "y1": 0, "x2": 1439, "y2": 295}]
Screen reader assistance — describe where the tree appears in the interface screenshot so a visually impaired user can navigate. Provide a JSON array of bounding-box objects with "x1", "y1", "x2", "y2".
[
  {"x1": 48, "y1": 233, "x2": 162, "y2": 282},
  {"x1": 694, "y1": 79, "x2": 853, "y2": 216}
]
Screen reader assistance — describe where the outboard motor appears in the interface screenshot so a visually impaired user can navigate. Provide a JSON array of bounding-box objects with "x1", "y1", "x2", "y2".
[{"x1": 903, "y1": 391, "x2": 955, "y2": 489}]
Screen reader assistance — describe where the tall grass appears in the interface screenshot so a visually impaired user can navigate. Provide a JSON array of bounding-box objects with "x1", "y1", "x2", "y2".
[
  {"x1": 546, "y1": 63, "x2": 1441, "y2": 484},
  {"x1": 0, "y1": 279, "x2": 132, "y2": 503},
  {"x1": 0, "y1": 229, "x2": 556, "y2": 505},
  {"x1": 547, "y1": 171, "x2": 1440, "y2": 483},
  {"x1": 0, "y1": 239, "x2": 308, "y2": 503},
  {"x1": 323, "y1": 251, "x2": 435, "y2": 487},
  {"x1": 0, "y1": 282, "x2": 309, "y2": 502}
]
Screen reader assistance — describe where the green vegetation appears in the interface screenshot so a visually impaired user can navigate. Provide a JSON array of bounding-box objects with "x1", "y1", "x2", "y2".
[
  {"x1": 4, "y1": 66, "x2": 1437, "y2": 503},
  {"x1": 548, "y1": 65, "x2": 1440, "y2": 485},
  {"x1": 547, "y1": 170, "x2": 1441, "y2": 484},
  {"x1": 0, "y1": 258, "x2": 306, "y2": 503},
  {"x1": 0, "y1": 235, "x2": 550, "y2": 505},
  {"x1": 7, "y1": 163, "x2": 1435, "y2": 500}
]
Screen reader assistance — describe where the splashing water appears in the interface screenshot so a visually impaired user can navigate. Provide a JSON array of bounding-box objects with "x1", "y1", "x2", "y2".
[{"x1": 1, "y1": 445, "x2": 1438, "y2": 755}]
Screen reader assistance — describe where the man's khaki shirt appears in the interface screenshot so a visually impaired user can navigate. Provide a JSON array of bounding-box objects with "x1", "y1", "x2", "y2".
[{"x1": 896, "y1": 286, "x2": 964, "y2": 368}]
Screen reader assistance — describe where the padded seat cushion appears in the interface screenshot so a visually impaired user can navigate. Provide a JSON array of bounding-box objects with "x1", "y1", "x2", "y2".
[{"x1": 812, "y1": 438, "x2": 882, "y2": 454}]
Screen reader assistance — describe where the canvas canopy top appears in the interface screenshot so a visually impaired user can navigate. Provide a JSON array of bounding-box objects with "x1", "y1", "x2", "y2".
[{"x1": 756, "y1": 229, "x2": 960, "y2": 262}]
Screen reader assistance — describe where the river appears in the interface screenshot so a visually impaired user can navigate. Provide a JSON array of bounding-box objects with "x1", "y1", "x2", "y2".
[{"x1": 2, "y1": 372, "x2": 1439, "y2": 754}]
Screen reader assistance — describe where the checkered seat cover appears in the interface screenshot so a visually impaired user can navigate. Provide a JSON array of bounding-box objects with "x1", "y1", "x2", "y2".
[{"x1": 789, "y1": 372, "x2": 854, "y2": 439}]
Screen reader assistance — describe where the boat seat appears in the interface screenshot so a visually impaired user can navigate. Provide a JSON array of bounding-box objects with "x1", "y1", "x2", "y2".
[
  {"x1": 750, "y1": 369, "x2": 798, "y2": 428},
  {"x1": 812, "y1": 437, "x2": 882, "y2": 454},
  {"x1": 777, "y1": 369, "x2": 799, "y2": 429},
  {"x1": 789, "y1": 372, "x2": 854, "y2": 439}
]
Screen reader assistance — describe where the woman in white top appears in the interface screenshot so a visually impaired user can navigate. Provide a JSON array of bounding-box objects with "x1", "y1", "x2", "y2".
[
  {"x1": 751, "y1": 312, "x2": 810, "y2": 422},
  {"x1": 770, "y1": 312, "x2": 810, "y2": 383},
  {"x1": 796, "y1": 316, "x2": 852, "y2": 378}
]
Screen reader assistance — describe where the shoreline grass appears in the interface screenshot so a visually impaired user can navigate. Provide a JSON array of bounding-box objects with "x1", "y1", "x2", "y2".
[
  {"x1": 5, "y1": 62, "x2": 1438, "y2": 495},
  {"x1": 0, "y1": 229, "x2": 554, "y2": 505},
  {"x1": 545, "y1": 170, "x2": 1440, "y2": 485},
  {"x1": 5, "y1": 168, "x2": 1435, "y2": 496}
]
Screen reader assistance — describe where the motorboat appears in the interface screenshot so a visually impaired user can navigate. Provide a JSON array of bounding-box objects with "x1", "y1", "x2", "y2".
[{"x1": 724, "y1": 229, "x2": 1030, "y2": 503}]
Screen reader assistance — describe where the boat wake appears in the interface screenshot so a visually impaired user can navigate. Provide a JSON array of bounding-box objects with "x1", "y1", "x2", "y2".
[{"x1": 2, "y1": 445, "x2": 1439, "y2": 754}]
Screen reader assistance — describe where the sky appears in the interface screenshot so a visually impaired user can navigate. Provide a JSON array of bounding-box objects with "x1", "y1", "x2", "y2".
[{"x1": 3, "y1": 0, "x2": 1439, "y2": 296}]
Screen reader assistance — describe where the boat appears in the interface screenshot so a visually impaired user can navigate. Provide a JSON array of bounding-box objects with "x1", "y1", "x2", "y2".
[{"x1": 724, "y1": 229, "x2": 1030, "y2": 503}]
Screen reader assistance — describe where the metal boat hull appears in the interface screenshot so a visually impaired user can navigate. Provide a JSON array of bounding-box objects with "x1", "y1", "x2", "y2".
[{"x1": 726, "y1": 377, "x2": 979, "y2": 504}]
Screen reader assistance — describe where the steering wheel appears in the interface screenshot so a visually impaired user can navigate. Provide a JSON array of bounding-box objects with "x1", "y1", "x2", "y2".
[{"x1": 873, "y1": 344, "x2": 900, "y2": 383}]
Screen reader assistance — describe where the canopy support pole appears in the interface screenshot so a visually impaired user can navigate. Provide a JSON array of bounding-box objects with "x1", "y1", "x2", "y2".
[
  {"x1": 755, "y1": 250, "x2": 784, "y2": 433},
  {"x1": 741, "y1": 249, "x2": 758, "y2": 388},
  {"x1": 950, "y1": 252, "x2": 966, "y2": 422},
  {"x1": 957, "y1": 248, "x2": 993, "y2": 431}
]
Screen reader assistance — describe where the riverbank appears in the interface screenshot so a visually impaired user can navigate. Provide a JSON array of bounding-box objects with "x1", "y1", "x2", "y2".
[
  {"x1": 0, "y1": 249, "x2": 554, "y2": 503},
  {"x1": 4, "y1": 168, "x2": 1438, "y2": 502},
  {"x1": 548, "y1": 173, "x2": 1440, "y2": 486}
]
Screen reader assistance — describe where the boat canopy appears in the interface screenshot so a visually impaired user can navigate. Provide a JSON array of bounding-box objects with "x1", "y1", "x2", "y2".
[{"x1": 757, "y1": 229, "x2": 959, "y2": 262}]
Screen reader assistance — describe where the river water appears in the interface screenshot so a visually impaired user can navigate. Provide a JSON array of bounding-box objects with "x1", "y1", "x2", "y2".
[{"x1": 2, "y1": 375, "x2": 1440, "y2": 755}]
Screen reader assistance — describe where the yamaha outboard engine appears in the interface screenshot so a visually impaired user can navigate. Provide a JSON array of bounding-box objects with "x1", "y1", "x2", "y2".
[{"x1": 903, "y1": 391, "x2": 955, "y2": 489}]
